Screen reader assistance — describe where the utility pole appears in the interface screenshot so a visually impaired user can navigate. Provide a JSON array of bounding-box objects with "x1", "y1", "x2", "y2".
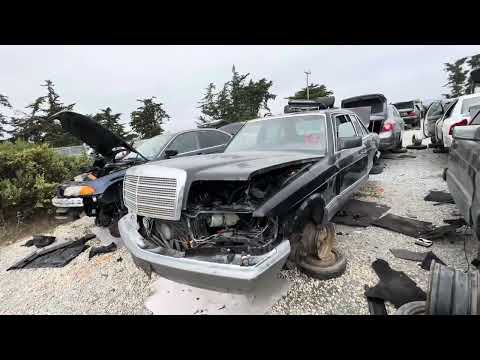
[{"x1": 304, "y1": 70, "x2": 311, "y2": 100}]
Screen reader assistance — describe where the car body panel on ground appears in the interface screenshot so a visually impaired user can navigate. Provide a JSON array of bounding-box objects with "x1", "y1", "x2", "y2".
[{"x1": 119, "y1": 110, "x2": 378, "y2": 291}]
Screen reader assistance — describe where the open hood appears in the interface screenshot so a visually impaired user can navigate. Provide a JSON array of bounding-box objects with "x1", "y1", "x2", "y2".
[{"x1": 50, "y1": 111, "x2": 145, "y2": 160}]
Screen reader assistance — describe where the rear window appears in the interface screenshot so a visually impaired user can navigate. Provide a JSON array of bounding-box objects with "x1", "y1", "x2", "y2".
[
  {"x1": 393, "y1": 101, "x2": 414, "y2": 110},
  {"x1": 343, "y1": 98, "x2": 384, "y2": 114},
  {"x1": 461, "y1": 96, "x2": 480, "y2": 114}
]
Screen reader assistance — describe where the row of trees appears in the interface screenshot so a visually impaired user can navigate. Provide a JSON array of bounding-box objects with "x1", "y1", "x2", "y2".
[
  {"x1": 0, "y1": 81, "x2": 170, "y2": 146},
  {"x1": 443, "y1": 54, "x2": 480, "y2": 98}
]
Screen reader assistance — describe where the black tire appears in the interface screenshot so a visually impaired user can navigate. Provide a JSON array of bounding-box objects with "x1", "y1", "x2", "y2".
[
  {"x1": 297, "y1": 248, "x2": 347, "y2": 280},
  {"x1": 395, "y1": 301, "x2": 426, "y2": 315}
]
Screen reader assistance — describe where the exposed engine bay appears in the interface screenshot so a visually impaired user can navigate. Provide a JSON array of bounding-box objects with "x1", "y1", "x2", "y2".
[{"x1": 136, "y1": 163, "x2": 313, "y2": 261}]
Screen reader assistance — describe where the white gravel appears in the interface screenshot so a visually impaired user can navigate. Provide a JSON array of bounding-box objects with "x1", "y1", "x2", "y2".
[{"x1": 0, "y1": 130, "x2": 477, "y2": 314}]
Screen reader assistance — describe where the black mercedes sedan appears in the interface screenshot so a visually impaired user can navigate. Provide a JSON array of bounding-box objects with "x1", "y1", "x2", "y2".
[{"x1": 119, "y1": 109, "x2": 379, "y2": 291}]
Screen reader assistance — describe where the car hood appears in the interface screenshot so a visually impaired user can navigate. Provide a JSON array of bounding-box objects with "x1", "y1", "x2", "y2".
[
  {"x1": 130, "y1": 151, "x2": 324, "y2": 181},
  {"x1": 50, "y1": 111, "x2": 141, "y2": 159}
]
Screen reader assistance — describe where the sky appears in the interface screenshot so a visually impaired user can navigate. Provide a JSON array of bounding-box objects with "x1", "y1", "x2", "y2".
[{"x1": 1, "y1": 45, "x2": 479, "y2": 134}]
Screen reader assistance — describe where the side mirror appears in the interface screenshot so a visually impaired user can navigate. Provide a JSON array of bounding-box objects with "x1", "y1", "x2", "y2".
[
  {"x1": 164, "y1": 149, "x2": 178, "y2": 158},
  {"x1": 452, "y1": 125, "x2": 480, "y2": 141},
  {"x1": 338, "y1": 136, "x2": 362, "y2": 150}
]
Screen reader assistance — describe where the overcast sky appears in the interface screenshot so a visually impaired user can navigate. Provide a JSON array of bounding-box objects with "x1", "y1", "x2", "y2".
[{"x1": 1, "y1": 45, "x2": 479, "y2": 134}]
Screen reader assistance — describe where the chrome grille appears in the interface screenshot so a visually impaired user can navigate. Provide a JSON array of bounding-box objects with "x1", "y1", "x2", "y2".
[{"x1": 123, "y1": 171, "x2": 184, "y2": 220}]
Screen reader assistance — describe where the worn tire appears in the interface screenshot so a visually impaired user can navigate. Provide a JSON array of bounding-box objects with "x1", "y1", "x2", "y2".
[
  {"x1": 395, "y1": 301, "x2": 426, "y2": 315},
  {"x1": 297, "y1": 248, "x2": 347, "y2": 280}
]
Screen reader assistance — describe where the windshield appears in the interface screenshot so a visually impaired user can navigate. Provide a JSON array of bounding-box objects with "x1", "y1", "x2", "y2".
[
  {"x1": 225, "y1": 114, "x2": 327, "y2": 154},
  {"x1": 124, "y1": 134, "x2": 172, "y2": 160},
  {"x1": 394, "y1": 101, "x2": 414, "y2": 110},
  {"x1": 461, "y1": 96, "x2": 480, "y2": 114}
]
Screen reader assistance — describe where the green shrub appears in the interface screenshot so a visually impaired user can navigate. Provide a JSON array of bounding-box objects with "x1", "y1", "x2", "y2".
[{"x1": 0, "y1": 141, "x2": 91, "y2": 222}]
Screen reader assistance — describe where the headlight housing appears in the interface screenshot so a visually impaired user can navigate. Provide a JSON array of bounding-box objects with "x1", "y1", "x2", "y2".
[{"x1": 63, "y1": 185, "x2": 96, "y2": 197}]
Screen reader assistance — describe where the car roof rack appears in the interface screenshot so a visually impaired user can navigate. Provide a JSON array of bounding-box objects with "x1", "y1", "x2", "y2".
[{"x1": 284, "y1": 96, "x2": 335, "y2": 113}]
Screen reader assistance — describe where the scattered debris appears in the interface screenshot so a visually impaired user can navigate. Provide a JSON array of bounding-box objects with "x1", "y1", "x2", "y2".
[
  {"x1": 420, "y1": 252, "x2": 446, "y2": 270},
  {"x1": 373, "y1": 213, "x2": 434, "y2": 238},
  {"x1": 382, "y1": 154, "x2": 416, "y2": 160},
  {"x1": 390, "y1": 148, "x2": 408, "y2": 154},
  {"x1": 390, "y1": 249, "x2": 428, "y2": 262},
  {"x1": 8, "y1": 234, "x2": 95, "y2": 270},
  {"x1": 420, "y1": 223, "x2": 465, "y2": 240},
  {"x1": 333, "y1": 199, "x2": 390, "y2": 227},
  {"x1": 364, "y1": 285, "x2": 388, "y2": 315},
  {"x1": 89, "y1": 242, "x2": 117, "y2": 259},
  {"x1": 364, "y1": 259, "x2": 426, "y2": 308},
  {"x1": 415, "y1": 238, "x2": 433, "y2": 247},
  {"x1": 424, "y1": 190, "x2": 454, "y2": 204},
  {"x1": 24, "y1": 235, "x2": 56, "y2": 248},
  {"x1": 406, "y1": 144, "x2": 427, "y2": 150},
  {"x1": 443, "y1": 218, "x2": 466, "y2": 226},
  {"x1": 471, "y1": 258, "x2": 480, "y2": 269},
  {"x1": 117, "y1": 257, "x2": 123, "y2": 262}
]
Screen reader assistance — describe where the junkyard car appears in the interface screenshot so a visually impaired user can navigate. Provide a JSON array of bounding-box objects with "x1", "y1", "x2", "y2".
[
  {"x1": 51, "y1": 111, "x2": 232, "y2": 229},
  {"x1": 445, "y1": 109, "x2": 480, "y2": 241},
  {"x1": 119, "y1": 110, "x2": 379, "y2": 291},
  {"x1": 393, "y1": 100, "x2": 423, "y2": 127},
  {"x1": 434, "y1": 93, "x2": 480, "y2": 149},
  {"x1": 342, "y1": 94, "x2": 404, "y2": 151}
]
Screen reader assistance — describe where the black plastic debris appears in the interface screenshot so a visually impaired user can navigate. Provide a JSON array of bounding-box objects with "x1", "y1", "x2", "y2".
[
  {"x1": 364, "y1": 285, "x2": 388, "y2": 315},
  {"x1": 373, "y1": 213, "x2": 435, "y2": 238},
  {"x1": 424, "y1": 190, "x2": 454, "y2": 204},
  {"x1": 471, "y1": 258, "x2": 480, "y2": 269},
  {"x1": 8, "y1": 234, "x2": 95, "y2": 270},
  {"x1": 420, "y1": 223, "x2": 465, "y2": 240},
  {"x1": 390, "y1": 249, "x2": 428, "y2": 262},
  {"x1": 24, "y1": 235, "x2": 56, "y2": 248},
  {"x1": 89, "y1": 242, "x2": 117, "y2": 259},
  {"x1": 382, "y1": 154, "x2": 416, "y2": 160},
  {"x1": 420, "y1": 252, "x2": 446, "y2": 270},
  {"x1": 390, "y1": 249, "x2": 447, "y2": 271},
  {"x1": 365, "y1": 259, "x2": 426, "y2": 308},
  {"x1": 443, "y1": 218, "x2": 466, "y2": 226},
  {"x1": 333, "y1": 199, "x2": 390, "y2": 227},
  {"x1": 406, "y1": 144, "x2": 427, "y2": 150}
]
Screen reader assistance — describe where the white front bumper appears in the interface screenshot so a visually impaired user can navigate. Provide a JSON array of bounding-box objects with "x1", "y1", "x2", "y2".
[{"x1": 52, "y1": 196, "x2": 84, "y2": 208}]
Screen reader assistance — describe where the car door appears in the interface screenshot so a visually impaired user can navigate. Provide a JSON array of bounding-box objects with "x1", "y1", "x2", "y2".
[
  {"x1": 447, "y1": 121, "x2": 480, "y2": 225},
  {"x1": 161, "y1": 131, "x2": 202, "y2": 159},
  {"x1": 349, "y1": 113, "x2": 376, "y2": 170},
  {"x1": 423, "y1": 101, "x2": 445, "y2": 138},
  {"x1": 333, "y1": 113, "x2": 368, "y2": 197},
  {"x1": 196, "y1": 130, "x2": 232, "y2": 155},
  {"x1": 391, "y1": 106, "x2": 405, "y2": 142},
  {"x1": 436, "y1": 100, "x2": 457, "y2": 145}
]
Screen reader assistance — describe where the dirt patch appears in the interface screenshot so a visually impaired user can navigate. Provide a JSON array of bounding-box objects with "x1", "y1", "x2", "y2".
[
  {"x1": 0, "y1": 214, "x2": 63, "y2": 247},
  {"x1": 355, "y1": 181, "x2": 385, "y2": 199}
]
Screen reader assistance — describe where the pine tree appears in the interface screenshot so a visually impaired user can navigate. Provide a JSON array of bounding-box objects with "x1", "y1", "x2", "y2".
[
  {"x1": 288, "y1": 83, "x2": 333, "y2": 100},
  {"x1": 9, "y1": 80, "x2": 79, "y2": 146},
  {"x1": 130, "y1": 97, "x2": 170, "y2": 139},
  {"x1": 92, "y1": 107, "x2": 127, "y2": 137},
  {"x1": 197, "y1": 65, "x2": 276, "y2": 126},
  {"x1": 0, "y1": 94, "x2": 12, "y2": 138},
  {"x1": 443, "y1": 58, "x2": 469, "y2": 98},
  {"x1": 465, "y1": 54, "x2": 480, "y2": 94}
]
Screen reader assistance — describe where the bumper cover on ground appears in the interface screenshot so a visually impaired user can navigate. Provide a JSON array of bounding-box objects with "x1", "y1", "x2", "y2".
[{"x1": 118, "y1": 213, "x2": 291, "y2": 292}]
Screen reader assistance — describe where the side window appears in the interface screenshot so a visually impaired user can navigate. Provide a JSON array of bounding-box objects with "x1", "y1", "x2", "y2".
[
  {"x1": 427, "y1": 102, "x2": 443, "y2": 117},
  {"x1": 335, "y1": 114, "x2": 357, "y2": 139},
  {"x1": 393, "y1": 107, "x2": 401, "y2": 118},
  {"x1": 198, "y1": 131, "x2": 231, "y2": 148},
  {"x1": 166, "y1": 132, "x2": 199, "y2": 154},
  {"x1": 443, "y1": 101, "x2": 457, "y2": 119},
  {"x1": 349, "y1": 115, "x2": 366, "y2": 136}
]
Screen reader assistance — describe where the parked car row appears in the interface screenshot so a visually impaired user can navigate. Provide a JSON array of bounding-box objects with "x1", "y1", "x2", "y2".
[{"x1": 423, "y1": 93, "x2": 480, "y2": 150}]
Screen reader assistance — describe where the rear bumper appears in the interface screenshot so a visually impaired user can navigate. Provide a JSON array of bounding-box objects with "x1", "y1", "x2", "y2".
[
  {"x1": 119, "y1": 213, "x2": 291, "y2": 292},
  {"x1": 378, "y1": 132, "x2": 396, "y2": 150}
]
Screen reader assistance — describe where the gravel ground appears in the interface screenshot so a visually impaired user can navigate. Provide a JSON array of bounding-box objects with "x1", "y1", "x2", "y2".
[{"x1": 0, "y1": 130, "x2": 477, "y2": 315}]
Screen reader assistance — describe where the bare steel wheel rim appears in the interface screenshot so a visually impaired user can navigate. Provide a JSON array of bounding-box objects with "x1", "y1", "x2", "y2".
[{"x1": 299, "y1": 222, "x2": 337, "y2": 267}]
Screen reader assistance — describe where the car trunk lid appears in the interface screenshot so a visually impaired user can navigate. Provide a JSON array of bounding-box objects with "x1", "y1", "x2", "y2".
[{"x1": 341, "y1": 94, "x2": 387, "y2": 134}]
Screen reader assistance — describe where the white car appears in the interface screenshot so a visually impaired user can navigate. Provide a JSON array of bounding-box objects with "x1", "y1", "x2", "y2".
[{"x1": 434, "y1": 93, "x2": 480, "y2": 149}]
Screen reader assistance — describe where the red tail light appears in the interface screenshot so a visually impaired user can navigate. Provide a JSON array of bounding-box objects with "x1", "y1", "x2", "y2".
[
  {"x1": 408, "y1": 111, "x2": 416, "y2": 116},
  {"x1": 382, "y1": 121, "x2": 394, "y2": 132},
  {"x1": 448, "y1": 118, "x2": 468, "y2": 135}
]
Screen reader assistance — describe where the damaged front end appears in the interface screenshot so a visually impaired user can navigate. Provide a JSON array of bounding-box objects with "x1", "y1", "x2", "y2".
[{"x1": 119, "y1": 164, "x2": 312, "y2": 291}]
